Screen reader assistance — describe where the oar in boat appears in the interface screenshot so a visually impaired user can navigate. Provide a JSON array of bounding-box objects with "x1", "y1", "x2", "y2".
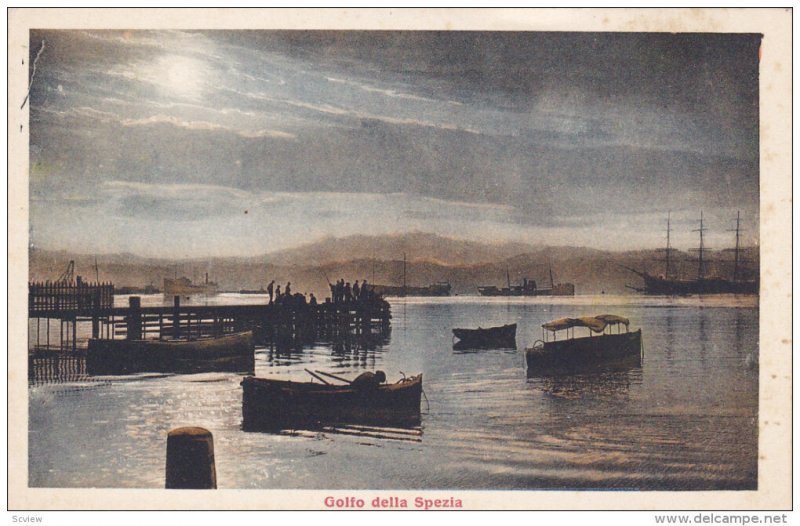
[
  {"x1": 304, "y1": 368, "x2": 331, "y2": 385},
  {"x1": 314, "y1": 370, "x2": 353, "y2": 384}
]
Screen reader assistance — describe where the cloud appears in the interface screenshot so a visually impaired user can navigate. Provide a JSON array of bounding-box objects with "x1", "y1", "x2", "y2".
[
  {"x1": 278, "y1": 96, "x2": 481, "y2": 134},
  {"x1": 28, "y1": 30, "x2": 760, "y2": 257},
  {"x1": 31, "y1": 179, "x2": 760, "y2": 257},
  {"x1": 325, "y1": 75, "x2": 440, "y2": 103},
  {"x1": 119, "y1": 113, "x2": 296, "y2": 139}
]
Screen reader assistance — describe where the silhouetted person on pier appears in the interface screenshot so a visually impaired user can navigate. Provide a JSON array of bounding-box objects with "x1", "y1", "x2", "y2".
[
  {"x1": 267, "y1": 280, "x2": 275, "y2": 303},
  {"x1": 336, "y1": 279, "x2": 345, "y2": 303},
  {"x1": 275, "y1": 285, "x2": 281, "y2": 300},
  {"x1": 361, "y1": 280, "x2": 369, "y2": 302},
  {"x1": 351, "y1": 370, "x2": 386, "y2": 391},
  {"x1": 293, "y1": 292, "x2": 305, "y2": 307},
  {"x1": 285, "y1": 282, "x2": 291, "y2": 296},
  {"x1": 353, "y1": 280, "x2": 360, "y2": 301},
  {"x1": 329, "y1": 282, "x2": 336, "y2": 303},
  {"x1": 309, "y1": 293, "x2": 317, "y2": 306},
  {"x1": 345, "y1": 282, "x2": 352, "y2": 303}
]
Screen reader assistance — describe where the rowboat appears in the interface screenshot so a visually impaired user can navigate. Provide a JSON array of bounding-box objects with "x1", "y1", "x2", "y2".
[
  {"x1": 241, "y1": 373, "x2": 423, "y2": 431},
  {"x1": 87, "y1": 331, "x2": 254, "y2": 375},
  {"x1": 526, "y1": 315, "x2": 642, "y2": 373},
  {"x1": 452, "y1": 323, "x2": 517, "y2": 349}
]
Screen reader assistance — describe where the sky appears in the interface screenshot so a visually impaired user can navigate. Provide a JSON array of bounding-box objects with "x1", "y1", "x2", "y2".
[{"x1": 29, "y1": 30, "x2": 761, "y2": 258}]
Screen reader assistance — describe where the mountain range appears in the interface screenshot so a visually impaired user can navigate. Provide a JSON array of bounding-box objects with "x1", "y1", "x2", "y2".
[{"x1": 29, "y1": 232, "x2": 759, "y2": 297}]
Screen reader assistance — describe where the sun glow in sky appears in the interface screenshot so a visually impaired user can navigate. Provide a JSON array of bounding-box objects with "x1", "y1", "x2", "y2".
[
  {"x1": 150, "y1": 54, "x2": 210, "y2": 100},
  {"x1": 29, "y1": 30, "x2": 760, "y2": 258}
]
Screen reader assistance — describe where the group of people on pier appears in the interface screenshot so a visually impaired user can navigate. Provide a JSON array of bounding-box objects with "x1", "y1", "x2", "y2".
[
  {"x1": 265, "y1": 278, "x2": 381, "y2": 308},
  {"x1": 329, "y1": 279, "x2": 378, "y2": 304},
  {"x1": 266, "y1": 281, "x2": 317, "y2": 308}
]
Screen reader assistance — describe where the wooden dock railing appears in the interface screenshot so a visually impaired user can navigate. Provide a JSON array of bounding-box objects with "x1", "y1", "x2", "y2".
[{"x1": 29, "y1": 281, "x2": 114, "y2": 317}]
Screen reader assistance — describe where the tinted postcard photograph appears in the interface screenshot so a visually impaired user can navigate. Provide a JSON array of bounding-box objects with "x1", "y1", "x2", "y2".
[{"x1": 8, "y1": 8, "x2": 791, "y2": 511}]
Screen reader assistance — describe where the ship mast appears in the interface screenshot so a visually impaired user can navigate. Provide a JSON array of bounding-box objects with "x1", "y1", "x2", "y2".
[
  {"x1": 728, "y1": 211, "x2": 742, "y2": 282},
  {"x1": 652, "y1": 211, "x2": 675, "y2": 279},
  {"x1": 402, "y1": 252, "x2": 407, "y2": 297},
  {"x1": 665, "y1": 211, "x2": 672, "y2": 279},
  {"x1": 691, "y1": 210, "x2": 710, "y2": 280}
]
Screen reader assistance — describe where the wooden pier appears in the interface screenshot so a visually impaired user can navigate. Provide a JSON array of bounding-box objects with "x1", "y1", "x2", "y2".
[
  {"x1": 28, "y1": 289, "x2": 392, "y2": 353},
  {"x1": 28, "y1": 280, "x2": 115, "y2": 352}
]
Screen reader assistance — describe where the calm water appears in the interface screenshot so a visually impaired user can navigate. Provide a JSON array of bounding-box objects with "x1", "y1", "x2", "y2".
[{"x1": 29, "y1": 295, "x2": 758, "y2": 490}]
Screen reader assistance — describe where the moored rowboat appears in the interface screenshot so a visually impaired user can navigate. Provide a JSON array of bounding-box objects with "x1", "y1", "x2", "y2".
[
  {"x1": 87, "y1": 331, "x2": 254, "y2": 375},
  {"x1": 241, "y1": 373, "x2": 423, "y2": 431},
  {"x1": 452, "y1": 323, "x2": 516, "y2": 349}
]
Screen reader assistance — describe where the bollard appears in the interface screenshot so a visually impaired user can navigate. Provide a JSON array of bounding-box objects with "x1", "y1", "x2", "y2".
[
  {"x1": 127, "y1": 296, "x2": 142, "y2": 341},
  {"x1": 172, "y1": 295, "x2": 181, "y2": 340},
  {"x1": 165, "y1": 427, "x2": 217, "y2": 489}
]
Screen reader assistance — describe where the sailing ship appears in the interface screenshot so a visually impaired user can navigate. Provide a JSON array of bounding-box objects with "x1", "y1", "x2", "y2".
[
  {"x1": 371, "y1": 282, "x2": 452, "y2": 297},
  {"x1": 478, "y1": 264, "x2": 575, "y2": 297},
  {"x1": 625, "y1": 211, "x2": 758, "y2": 295},
  {"x1": 370, "y1": 253, "x2": 452, "y2": 297}
]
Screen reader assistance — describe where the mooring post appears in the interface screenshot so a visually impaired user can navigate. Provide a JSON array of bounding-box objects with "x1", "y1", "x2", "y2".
[
  {"x1": 91, "y1": 289, "x2": 101, "y2": 339},
  {"x1": 172, "y1": 295, "x2": 181, "y2": 340},
  {"x1": 127, "y1": 296, "x2": 142, "y2": 341},
  {"x1": 165, "y1": 427, "x2": 217, "y2": 489}
]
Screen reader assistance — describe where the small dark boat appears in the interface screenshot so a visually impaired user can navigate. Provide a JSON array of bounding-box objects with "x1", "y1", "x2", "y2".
[
  {"x1": 452, "y1": 323, "x2": 517, "y2": 349},
  {"x1": 241, "y1": 372, "x2": 423, "y2": 431},
  {"x1": 526, "y1": 315, "x2": 642, "y2": 373},
  {"x1": 87, "y1": 331, "x2": 255, "y2": 375}
]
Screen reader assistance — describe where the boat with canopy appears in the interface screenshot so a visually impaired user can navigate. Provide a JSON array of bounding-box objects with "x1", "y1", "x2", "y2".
[{"x1": 526, "y1": 314, "x2": 642, "y2": 372}]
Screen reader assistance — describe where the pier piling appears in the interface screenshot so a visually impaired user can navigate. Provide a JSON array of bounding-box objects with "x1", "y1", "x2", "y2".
[
  {"x1": 165, "y1": 427, "x2": 217, "y2": 489},
  {"x1": 127, "y1": 296, "x2": 142, "y2": 341},
  {"x1": 172, "y1": 296, "x2": 181, "y2": 340}
]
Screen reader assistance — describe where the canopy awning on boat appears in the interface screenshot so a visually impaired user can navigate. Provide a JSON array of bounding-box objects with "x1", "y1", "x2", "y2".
[{"x1": 542, "y1": 314, "x2": 630, "y2": 333}]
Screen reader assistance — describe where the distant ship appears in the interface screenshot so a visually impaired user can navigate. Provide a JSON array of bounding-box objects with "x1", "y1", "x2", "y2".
[
  {"x1": 163, "y1": 273, "x2": 218, "y2": 296},
  {"x1": 238, "y1": 287, "x2": 267, "y2": 295},
  {"x1": 370, "y1": 253, "x2": 451, "y2": 297},
  {"x1": 115, "y1": 284, "x2": 160, "y2": 295},
  {"x1": 625, "y1": 211, "x2": 758, "y2": 296},
  {"x1": 371, "y1": 281, "x2": 452, "y2": 297},
  {"x1": 478, "y1": 265, "x2": 575, "y2": 297}
]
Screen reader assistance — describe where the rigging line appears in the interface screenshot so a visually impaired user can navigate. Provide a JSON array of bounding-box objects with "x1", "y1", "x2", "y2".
[{"x1": 21, "y1": 39, "x2": 46, "y2": 110}]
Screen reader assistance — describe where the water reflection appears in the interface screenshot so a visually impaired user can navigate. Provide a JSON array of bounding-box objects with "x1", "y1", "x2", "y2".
[
  {"x1": 452, "y1": 346, "x2": 518, "y2": 355},
  {"x1": 29, "y1": 352, "x2": 90, "y2": 386},
  {"x1": 326, "y1": 328, "x2": 391, "y2": 354},
  {"x1": 527, "y1": 355, "x2": 643, "y2": 400},
  {"x1": 278, "y1": 424, "x2": 424, "y2": 443},
  {"x1": 529, "y1": 368, "x2": 642, "y2": 401},
  {"x1": 262, "y1": 328, "x2": 392, "y2": 369},
  {"x1": 698, "y1": 311, "x2": 708, "y2": 366},
  {"x1": 29, "y1": 297, "x2": 759, "y2": 490},
  {"x1": 664, "y1": 307, "x2": 675, "y2": 363}
]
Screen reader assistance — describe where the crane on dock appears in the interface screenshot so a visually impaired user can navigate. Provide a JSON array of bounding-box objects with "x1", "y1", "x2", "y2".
[{"x1": 56, "y1": 260, "x2": 75, "y2": 285}]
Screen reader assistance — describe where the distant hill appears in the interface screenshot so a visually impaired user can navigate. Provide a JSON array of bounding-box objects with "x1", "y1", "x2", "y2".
[
  {"x1": 29, "y1": 233, "x2": 759, "y2": 298},
  {"x1": 262, "y1": 232, "x2": 541, "y2": 267}
]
